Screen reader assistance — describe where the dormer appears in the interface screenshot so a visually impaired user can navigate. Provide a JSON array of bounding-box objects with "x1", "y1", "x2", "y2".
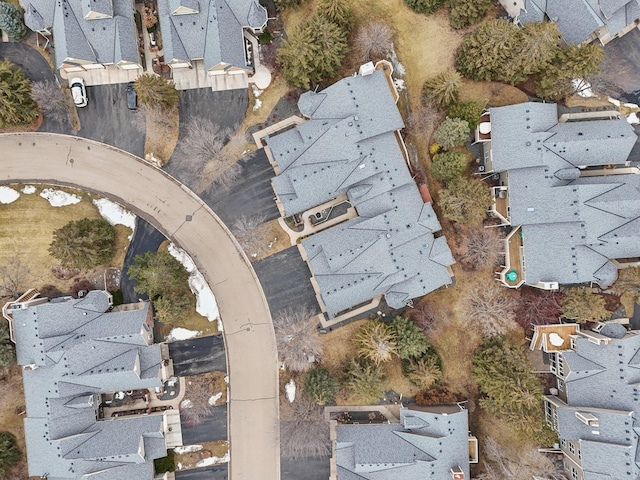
[
  {"x1": 575, "y1": 411, "x2": 599, "y2": 427},
  {"x1": 83, "y1": 0, "x2": 113, "y2": 20},
  {"x1": 451, "y1": 466, "x2": 465, "y2": 479},
  {"x1": 170, "y1": 0, "x2": 199, "y2": 15}
]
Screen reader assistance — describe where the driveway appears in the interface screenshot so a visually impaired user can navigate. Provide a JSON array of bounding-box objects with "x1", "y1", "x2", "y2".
[
  {"x1": 181, "y1": 404, "x2": 228, "y2": 444},
  {"x1": 604, "y1": 27, "x2": 640, "y2": 96},
  {"x1": 0, "y1": 133, "x2": 279, "y2": 480},
  {"x1": 75, "y1": 84, "x2": 144, "y2": 157},
  {"x1": 253, "y1": 246, "x2": 321, "y2": 319},
  {"x1": 120, "y1": 217, "x2": 167, "y2": 303},
  {"x1": 169, "y1": 335, "x2": 227, "y2": 376},
  {"x1": 281, "y1": 457, "x2": 330, "y2": 480},
  {"x1": 175, "y1": 465, "x2": 228, "y2": 480}
]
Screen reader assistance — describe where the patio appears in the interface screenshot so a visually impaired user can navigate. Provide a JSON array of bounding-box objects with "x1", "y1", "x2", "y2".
[{"x1": 499, "y1": 226, "x2": 525, "y2": 288}]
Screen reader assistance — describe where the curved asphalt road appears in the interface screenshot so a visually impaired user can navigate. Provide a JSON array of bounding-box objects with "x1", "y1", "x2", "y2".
[{"x1": 0, "y1": 133, "x2": 280, "y2": 480}]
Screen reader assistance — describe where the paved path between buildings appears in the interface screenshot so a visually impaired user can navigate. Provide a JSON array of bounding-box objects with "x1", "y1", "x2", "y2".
[{"x1": 0, "y1": 133, "x2": 280, "y2": 480}]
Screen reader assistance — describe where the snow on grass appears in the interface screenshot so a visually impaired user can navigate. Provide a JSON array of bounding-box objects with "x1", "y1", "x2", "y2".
[
  {"x1": 285, "y1": 379, "x2": 296, "y2": 403},
  {"x1": 394, "y1": 78, "x2": 405, "y2": 91},
  {"x1": 93, "y1": 198, "x2": 136, "y2": 235},
  {"x1": 168, "y1": 243, "x2": 221, "y2": 327},
  {"x1": 253, "y1": 98, "x2": 262, "y2": 111},
  {"x1": 180, "y1": 399, "x2": 193, "y2": 409},
  {"x1": 572, "y1": 79, "x2": 596, "y2": 98},
  {"x1": 196, "y1": 452, "x2": 230, "y2": 467},
  {"x1": 208, "y1": 392, "x2": 223, "y2": 406},
  {"x1": 252, "y1": 85, "x2": 263, "y2": 98},
  {"x1": 21, "y1": 185, "x2": 36, "y2": 194},
  {"x1": 40, "y1": 188, "x2": 82, "y2": 207},
  {"x1": 0, "y1": 186, "x2": 20, "y2": 204},
  {"x1": 174, "y1": 445, "x2": 203, "y2": 455},
  {"x1": 167, "y1": 328, "x2": 201, "y2": 342},
  {"x1": 609, "y1": 97, "x2": 621, "y2": 107},
  {"x1": 628, "y1": 113, "x2": 639, "y2": 125}
]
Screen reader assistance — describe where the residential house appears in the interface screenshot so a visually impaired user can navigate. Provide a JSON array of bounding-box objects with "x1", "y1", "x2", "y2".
[
  {"x1": 531, "y1": 322, "x2": 640, "y2": 480},
  {"x1": 156, "y1": 0, "x2": 267, "y2": 90},
  {"x1": 3, "y1": 289, "x2": 181, "y2": 480},
  {"x1": 264, "y1": 64, "x2": 455, "y2": 321},
  {"x1": 476, "y1": 101, "x2": 640, "y2": 290},
  {"x1": 20, "y1": 0, "x2": 142, "y2": 74},
  {"x1": 499, "y1": 0, "x2": 640, "y2": 44},
  {"x1": 331, "y1": 405, "x2": 477, "y2": 480}
]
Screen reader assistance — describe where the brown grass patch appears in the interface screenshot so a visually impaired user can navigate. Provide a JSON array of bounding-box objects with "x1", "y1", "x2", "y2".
[
  {"x1": 174, "y1": 440, "x2": 228, "y2": 470},
  {"x1": 565, "y1": 93, "x2": 613, "y2": 108},
  {"x1": 252, "y1": 218, "x2": 290, "y2": 261},
  {"x1": 145, "y1": 107, "x2": 179, "y2": 165},
  {"x1": 459, "y1": 79, "x2": 529, "y2": 107},
  {"x1": 0, "y1": 368, "x2": 28, "y2": 477},
  {"x1": 242, "y1": 75, "x2": 290, "y2": 131},
  {"x1": 318, "y1": 319, "x2": 367, "y2": 371}
]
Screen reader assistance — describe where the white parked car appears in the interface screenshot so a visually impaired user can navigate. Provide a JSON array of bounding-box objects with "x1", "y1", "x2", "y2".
[{"x1": 70, "y1": 77, "x2": 88, "y2": 108}]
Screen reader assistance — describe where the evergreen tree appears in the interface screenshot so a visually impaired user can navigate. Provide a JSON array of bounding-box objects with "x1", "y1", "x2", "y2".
[
  {"x1": 455, "y1": 19, "x2": 525, "y2": 83},
  {"x1": 447, "y1": 101, "x2": 485, "y2": 131},
  {"x1": 422, "y1": 70, "x2": 462, "y2": 109},
  {"x1": 440, "y1": 177, "x2": 492, "y2": 224},
  {"x1": 560, "y1": 287, "x2": 608, "y2": 323},
  {"x1": 406, "y1": 356, "x2": 442, "y2": 388},
  {"x1": 304, "y1": 366, "x2": 339, "y2": 405},
  {"x1": 342, "y1": 358, "x2": 385, "y2": 403},
  {"x1": 0, "y1": 59, "x2": 38, "y2": 128},
  {"x1": 317, "y1": 0, "x2": 353, "y2": 31},
  {"x1": 448, "y1": 0, "x2": 493, "y2": 29},
  {"x1": 391, "y1": 316, "x2": 430, "y2": 360},
  {"x1": 278, "y1": 15, "x2": 348, "y2": 89},
  {"x1": 536, "y1": 43, "x2": 603, "y2": 99},
  {"x1": 431, "y1": 151, "x2": 467, "y2": 182},
  {"x1": 133, "y1": 74, "x2": 180, "y2": 110},
  {"x1": 404, "y1": 0, "x2": 445, "y2": 14},
  {"x1": 128, "y1": 251, "x2": 190, "y2": 299},
  {"x1": 433, "y1": 117, "x2": 470, "y2": 150},
  {"x1": 354, "y1": 320, "x2": 397, "y2": 365},
  {"x1": 613, "y1": 267, "x2": 640, "y2": 298},
  {"x1": 517, "y1": 21, "x2": 561, "y2": 74},
  {"x1": 0, "y1": 343, "x2": 15, "y2": 370},
  {"x1": 0, "y1": 2, "x2": 27, "y2": 41},
  {"x1": 48, "y1": 218, "x2": 116, "y2": 270},
  {"x1": 274, "y1": 0, "x2": 304, "y2": 9},
  {"x1": 0, "y1": 431, "x2": 20, "y2": 477}
]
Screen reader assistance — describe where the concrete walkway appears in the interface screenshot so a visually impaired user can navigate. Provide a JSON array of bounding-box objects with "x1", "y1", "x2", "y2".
[{"x1": 0, "y1": 133, "x2": 280, "y2": 480}]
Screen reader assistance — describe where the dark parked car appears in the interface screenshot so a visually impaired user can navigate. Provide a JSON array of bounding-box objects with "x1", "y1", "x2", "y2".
[{"x1": 126, "y1": 82, "x2": 137, "y2": 110}]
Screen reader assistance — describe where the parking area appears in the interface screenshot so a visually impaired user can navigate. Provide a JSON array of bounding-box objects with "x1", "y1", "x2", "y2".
[
  {"x1": 253, "y1": 246, "x2": 321, "y2": 319},
  {"x1": 169, "y1": 335, "x2": 227, "y2": 377},
  {"x1": 281, "y1": 457, "x2": 330, "y2": 480},
  {"x1": 604, "y1": 27, "x2": 640, "y2": 96},
  {"x1": 175, "y1": 464, "x2": 228, "y2": 480},
  {"x1": 181, "y1": 403, "x2": 228, "y2": 444}
]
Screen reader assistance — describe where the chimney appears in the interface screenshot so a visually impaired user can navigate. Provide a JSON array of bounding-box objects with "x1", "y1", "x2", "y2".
[{"x1": 451, "y1": 466, "x2": 465, "y2": 479}]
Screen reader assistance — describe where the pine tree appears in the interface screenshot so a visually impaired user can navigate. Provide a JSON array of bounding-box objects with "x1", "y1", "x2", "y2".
[
  {"x1": 304, "y1": 366, "x2": 339, "y2": 405},
  {"x1": 404, "y1": 0, "x2": 445, "y2": 14},
  {"x1": 560, "y1": 287, "x2": 608, "y2": 323},
  {"x1": 317, "y1": 0, "x2": 353, "y2": 31},
  {"x1": 0, "y1": 59, "x2": 38, "y2": 128},
  {"x1": 342, "y1": 358, "x2": 385, "y2": 403},
  {"x1": 448, "y1": 0, "x2": 493, "y2": 29},
  {"x1": 0, "y1": 344, "x2": 15, "y2": 370},
  {"x1": 613, "y1": 267, "x2": 640, "y2": 297},
  {"x1": 423, "y1": 70, "x2": 462, "y2": 109},
  {"x1": 354, "y1": 320, "x2": 397, "y2": 365},
  {"x1": 447, "y1": 101, "x2": 485, "y2": 131},
  {"x1": 48, "y1": 218, "x2": 116, "y2": 270},
  {"x1": 391, "y1": 316, "x2": 430, "y2": 360},
  {"x1": 433, "y1": 117, "x2": 470, "y2": 150},
  {"x1": 0, "y1": 431, "x2": 20, "y2": 477},
  {"x1": 440, "y1": 177, "x2": 492, "y2": 224},
  {"x1": 431, "y1": 151, "x2": 467, "y2": 182},
  {"x1": 406, "y1": 356, "x2": 442, "y2": 388},
  {"x1": 127, "y1": 251, "x2": 190, "y2": 299},
  {"x1": 133, "y1": 74, "x2": 180, "y2": 110},
  {"x1": 0, "y1": 2, "x2": 27, "y2": 41},
  {"x1": 517, "y1": 21, "x2": 561, "y2": 74}
]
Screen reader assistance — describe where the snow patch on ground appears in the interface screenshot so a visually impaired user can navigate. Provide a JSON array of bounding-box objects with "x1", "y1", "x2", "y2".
[
  {"x1": 285, "y1": 379, "x2": 296, "y2": 403},
  {"x1": 168, "y1": 244, "x2": 221, "y2": 326},
  {"x1": 0, "y1": 186, "x2": 20, "y2": 204},
  {"x1": 167, "y1": 328, "x2": 201, "y2": 342},
  {"x1": 609, "y1": 97, "x2": 621, "y2": 107},
  {"x1": 624, "y1": 102, "x2": 639, "y2": 109},
  {"x1": 174, "y1": 445, "x2": 203, "y2": 455},
  {"x1": 196, "y1": 452, "x2": 230, "y2": 467},
  {"x1": 388, "y1": 50, "x2": 405, "y2": 76},
  {"x1": 40, "y1": 188, "x2": 82, "y2": 207},
  {"x1": 253, "y1": 98, "x2": 262, "y2": 111},
  {"x1": 208, "y1": 392, "x2": 223, "y2": 406},
  {"x1": 627, "y1": 112, "x2": 639, "y2": 124},
  {"x1": 573, "y1": 79, "x2": 596, "y2": 97},
  {"x1": 180, "y1": 399, "x2": 193, "y2": 409},
  {"x1": 93, "y1": 198, "x2": 136, "y2": 236},
  {"x1": 394, "y1": 78, "x2": 405, "y2": 91},
  {"x1": 21, "y1": 185, "x2": 36, "y2": 194},
  {"x1": 252, "y1": 85, "x2": 263, "y2": 98}
]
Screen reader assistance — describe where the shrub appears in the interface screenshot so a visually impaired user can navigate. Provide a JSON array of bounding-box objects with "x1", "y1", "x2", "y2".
[
  {"x1": 304, "y1": 366, "x2": 339, "y2": 405},
  {"x1": 433, "y1": 117, "x2": 470, "y2": 150},
  {"x1": 448, "y1": 0, "x2": 493, "y2": 29},
  {"x1": 49, "y1": 218, "x2": 116, "y2": 270},
  {"x1": 440, "y1": 177, "x2": 492, "y2": 224},
  {"x1": 0, "y1": 2, "x2": 27, "y2": 41},
  {"x1": 354, "y1": 320, "x2": 397, "y2": 365},
  {"x1": 342, "y1": 358, "x2": 385, "y2": 403},
  {"x1": 431, "y1": 151, "x2": 467, "y2": 182},
  {"x1": 391, "y1": 316, "x2": 429, "y2": 360},
  {"x1": 447, "y1": 101, "x2": 485, "y2": 131},
  {"x1": 560, "y1": 287, "x2": 609, "y2": 323},
  {"x1": 0, "y1": 59, "x2": 38, "y2": 128},
  {"x1": 422, "y1": 71, "x2": 462, "y2": 109},
  {"x1": 154, "y1": 450, "x2": 175, "y2": 474},
  {"x1": 405, "y1": 355, "x2": 442, "y2": 388},
  {"x1": 404, "y1": 0, "x2": 446, "y2": 14},
  {"x1": 0, "y1": 431, "x2": 20, "y2": 477}
]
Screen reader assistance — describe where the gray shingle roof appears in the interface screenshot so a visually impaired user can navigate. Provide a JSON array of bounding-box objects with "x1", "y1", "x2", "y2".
[
  {"x1": 507, "y1": 0, "x2": 640, "y2": 44},
  {"x1": 552, "y1": 331, "x2": 640, "y2": 479},
  {"x1": 21, "y1": 0, "x2": 139, "y2": 68},
  {"x1": 157, "y1": 0, "x2": 266, "y2": 71},
  {"x1": 335, "y1": 406, "x2": 470, "y2": 480},
  {"x1": 267, "y1": 70, "x2": 454, "y2": 318},
  {"x1": 11, "y1": 291, "x2": 169, "y2": 480},
  {"x1": 489, "y1": 102, "x2": 640, "y2": 288}
]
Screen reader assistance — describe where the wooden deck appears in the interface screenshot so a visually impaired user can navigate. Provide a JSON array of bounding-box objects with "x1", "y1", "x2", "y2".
[
  {"x1": 500, "y1": 226, "x2": 525, "y2": 288},
  {"x1": 495, "y1": 196, "x2": 508, "y2": 220},
  {"x1": 530, "y1": 324, "x2": 579, "y2": 352}
]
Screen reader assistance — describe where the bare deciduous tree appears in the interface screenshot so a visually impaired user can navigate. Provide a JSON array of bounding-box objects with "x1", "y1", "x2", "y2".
[
  {"x1": 457, "y1": 226, "x2": 504, "y2": 270},
  {"x1": 406, "y1": 99, "x2": 443, "y2": 141},
  {"x1": 459, "y1": 281, "x2": 519, "y2": 337},
  {"x1": 353, "y1": 21, "x2": 395, "y2": 63},
  {"x1": 408, "y1": 301, "x2": 449, "y2": 337},
  {"x1": 30, "y1": 80, "x2": 69, "y2": 125},
  {"x1": 0, "y1": 257, "x2": 30, "y2": 299},
  {"x1": 279, "y1": 395, "x2": 331, "y2": 459},
  {"x1": 477, "y1": 437, "x2": 565, "y2": 480},
  {"x1": 180, "y1": 377, "x2": 215, "y2": 426},
  {"x1": 274, "y1": 306, "x2": 323, "y2": 373},
  {"x1": 231, "y1": 214, "x2": 269, "y2": 258}
]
